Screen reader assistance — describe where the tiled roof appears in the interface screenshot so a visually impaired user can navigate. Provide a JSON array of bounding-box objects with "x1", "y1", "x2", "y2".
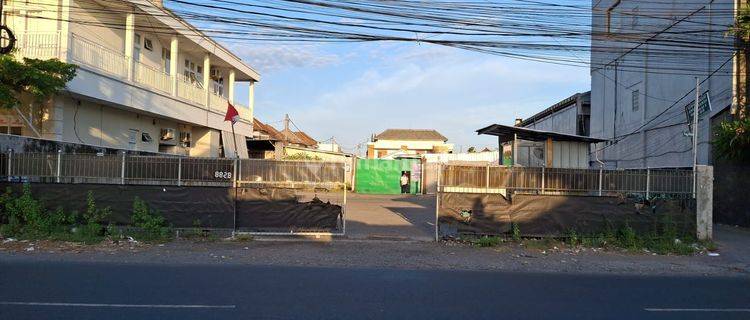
[
  {"x1": 375, "y1": 129, "x2": 448, "y2": 142},
  {"x1": 252, "y1": 118, "x2": 284, "y2": 141}
]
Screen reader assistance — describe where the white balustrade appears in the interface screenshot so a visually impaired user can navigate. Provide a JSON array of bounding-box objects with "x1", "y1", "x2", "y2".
[
  {"x1": 70, "y1": 34, "x2": 128, "y2": 77},
  {"x1": 13, "y1": 32, "x2": 61, "y2": 60},
  {"x1": 176, "y1": 74, "x2": 207, "y2": 107},
  {"x1": 133, "y1": 62, "x2": 171, "y2": 94}
]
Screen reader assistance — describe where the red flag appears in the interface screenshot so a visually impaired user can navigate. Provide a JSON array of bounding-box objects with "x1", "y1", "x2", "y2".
[{"x1": 224, "y1": 102, "x2": 240, "y2": 124}]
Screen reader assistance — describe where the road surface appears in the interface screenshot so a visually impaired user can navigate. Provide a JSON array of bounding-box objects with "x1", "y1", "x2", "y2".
[{"x1": 0, "y1": 260, "x2": 747, "y2": 319}]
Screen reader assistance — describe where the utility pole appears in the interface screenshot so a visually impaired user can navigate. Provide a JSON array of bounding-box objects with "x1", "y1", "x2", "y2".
[{"x1": 692, "y1": 77, "x2": 700, "y2": 198}]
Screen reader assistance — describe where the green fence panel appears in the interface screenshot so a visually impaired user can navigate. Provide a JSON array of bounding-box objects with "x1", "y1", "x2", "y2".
[{"x1": 355, "y1": 158, "x2": 420, "y2": 194}]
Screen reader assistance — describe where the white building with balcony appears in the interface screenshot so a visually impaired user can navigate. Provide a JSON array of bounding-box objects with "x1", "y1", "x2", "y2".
[{"x1": 3, "y1": 0, "x2": 258, "y2": 157}]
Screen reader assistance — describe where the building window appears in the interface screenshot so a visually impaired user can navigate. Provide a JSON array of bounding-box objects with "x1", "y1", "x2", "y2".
[
  {"x1": 161, "y1": 48, "x2": 171, "y2": 73},
  {"x1": 184, "y1": 59, "x2": 198, "y2": 83},
  {"x1": 605, "y1": 0, "x2": 621, "y2": 34},
  {"x1": 133, "y1": 33, "x2": 141, "y2": 62},
  {"x1": 632, "y1": 90, "x2": 640, "y2": 112}
]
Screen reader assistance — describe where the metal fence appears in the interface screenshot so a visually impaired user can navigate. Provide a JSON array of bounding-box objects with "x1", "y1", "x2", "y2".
[
  {"x1": 0, "y1": 152, "x2": 346, "y2": 189},
  {"x1": 438, "y1": 164, "x2": 693, "y2": 197}
]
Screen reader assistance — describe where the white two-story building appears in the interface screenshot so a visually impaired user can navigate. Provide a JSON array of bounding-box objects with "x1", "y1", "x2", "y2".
[{"x1": 2, "y1": 0, "x2": 259, "y2": 157}]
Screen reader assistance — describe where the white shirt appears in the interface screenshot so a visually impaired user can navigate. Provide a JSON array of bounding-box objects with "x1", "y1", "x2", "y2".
[{"x1": 400, "y1": 175, "x2": 409, "y2": 186}]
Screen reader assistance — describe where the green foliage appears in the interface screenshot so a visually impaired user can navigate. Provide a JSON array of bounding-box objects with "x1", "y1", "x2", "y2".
[
  {"x1": 565, "y1": 229, "x2": 579, "y2": 247},
  {"x1": 713, "y1": 118, "x2": 750, "y2": 162},
  {"x1": 475, "y1": 235, "x2": 502, "y2": 247},
  {"x1": 79, "y1": 191, "x2": 110, "y2": 237},
  {"x1": 4, "y1": 184, "x2": 48, "y2": 236},
  {"x1": 511, "y1": 222, "x2": 521, "y2": 242},
  {"x1": 729, "y1": 6, "x2": 750, "y2": 38},
  {"x1": 283, "y1": 152, "x2": 322, "y2": 161},
  {"x1": 0, "y1": 55, "x2": 77, "y2": 109},
  {"x1": 131, "y1": 197, "x2": 170, "y2": 240}
]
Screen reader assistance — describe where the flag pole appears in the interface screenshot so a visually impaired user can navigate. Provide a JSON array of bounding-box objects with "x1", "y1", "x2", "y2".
[
  {"x1": 226, "y1": 102, "x2": 241, "y2": 235},
  {"x1": 232, "y1": 121, "x2": 238, "y2": 234}
]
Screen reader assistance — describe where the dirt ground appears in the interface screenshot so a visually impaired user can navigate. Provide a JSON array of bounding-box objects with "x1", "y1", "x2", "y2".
[
  {"x1": 344, "y1": 194, "x2": 435, "y2": 241},
  {"x1": 0, "y1": 224, "x2": 747, "y2": 277}
]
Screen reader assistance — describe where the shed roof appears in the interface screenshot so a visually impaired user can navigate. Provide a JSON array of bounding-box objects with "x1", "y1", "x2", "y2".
[
  {"x1": 517, "y1": 91, "x2": 590, "y2": 128},
  {"x1": 375, "y1": 129, "x2": 448, "y2": 141},
  {"x1": 477, "y1": 124, "x2": 608, "y2": 143}
]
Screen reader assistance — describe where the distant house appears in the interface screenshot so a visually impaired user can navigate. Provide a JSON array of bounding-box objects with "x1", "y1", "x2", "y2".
[
  {"x1": 281, "y1": 128, "x2": 318, "y2": 149},
  {"x1": 248, "y1": 118, "x2": 284, "y2": 159},
  {"x1": 367, "y1": 129, "x2": 453, "y2": 159}
]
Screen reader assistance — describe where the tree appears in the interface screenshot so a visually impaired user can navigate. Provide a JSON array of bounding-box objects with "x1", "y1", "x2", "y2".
[
  {"x1": 714, "y1": 7, "x2": 750, "y2": 162},
  {"x1": 714, "y1": 118, "x2": 750, "y2": 162},
  {"x1": 466, "y1": 146, "x2": 476, "y2": 153},
  {"x1": 0, "y1": 54, "x2": 77, "y2": 109}
]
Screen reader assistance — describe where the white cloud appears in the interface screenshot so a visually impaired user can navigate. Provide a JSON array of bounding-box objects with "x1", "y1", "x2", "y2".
[
  {"x1": 290, "y1": 54, "x2": 590, "y2": 152},
  {"x1": 229, "y1": 44, "x2": 340, "y2": 73}
]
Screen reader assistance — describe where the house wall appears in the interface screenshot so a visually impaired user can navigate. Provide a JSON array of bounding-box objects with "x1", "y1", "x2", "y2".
[
  {"x1": 58, "y1": 96, "x2": 160, "y2": 153},
  {"x1": 524, "y1": 104, "x2": 578, "y2": 136},
  {"x1": 5, "y1": 0, "x2": 256, "y2": 157},
  {"x1": 590, "y1": 0, "x2": 735, "y2": 169}
]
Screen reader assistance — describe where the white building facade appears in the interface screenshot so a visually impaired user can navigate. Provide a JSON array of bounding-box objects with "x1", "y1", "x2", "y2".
[
  {"x1": 3, "y1": 0, "x2": 259, "y2": 157},
  {"x1": 590, "y1": 0, "x2": 737, "y2": 168}
]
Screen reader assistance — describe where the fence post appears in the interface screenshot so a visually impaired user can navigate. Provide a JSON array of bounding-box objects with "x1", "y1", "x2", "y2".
[
  {"x1": 435, "y1": 164, "x2": 442, "y2": 242},
  {"x1": 232, "y1": 158, "x2": 238, "y2": 188},
  {"x1": 485, "y1": 164, "x2": 490, "y2": 193},
  {"x1": 6, "y1": 149, "x2": 11, "y2": 182},
  {"x1": 177, "y1": 157, "x2": 182, "y2": 187},
  {"x1": 56, "y1": 149, "x2": 61, "y2": 183},
  {"x1": 695, "y1": 165, "x2": 713, "y2": 240},
  {"x1": 541, "y1": 166, "x2": 545, "y2": 193},
  {"x1": 598, "y1": 168, "x2": 603, "y2": 196},
  {"x1": 120, "y1": 152, "x2": 126, "y2": 185},
  {"x1": 645, "y1": 168, "x2": 650, "y2": 199}
]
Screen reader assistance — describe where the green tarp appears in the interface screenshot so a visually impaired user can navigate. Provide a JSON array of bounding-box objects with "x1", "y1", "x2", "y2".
[{"x1": 355, "y1": 158, "x2": 420, "y2": 194}]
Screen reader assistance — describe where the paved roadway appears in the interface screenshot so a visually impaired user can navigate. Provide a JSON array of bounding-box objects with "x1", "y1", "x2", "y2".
[{"x1": 1, "y1": 260, "x2": 748, "y2": 320}]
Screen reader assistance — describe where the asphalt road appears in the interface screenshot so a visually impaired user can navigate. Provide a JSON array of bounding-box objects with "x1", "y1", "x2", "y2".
[{"x1": 0, "y1": 260, "x2": 748, "y2": 320}]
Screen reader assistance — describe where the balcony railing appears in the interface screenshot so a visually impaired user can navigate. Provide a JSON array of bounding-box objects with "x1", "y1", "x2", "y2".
[
  {"x1": 70, "y1": 34, "x2": 128, "y2": 77},
  {"x1": 13, "y1": 32, "x2": 248, "y2": 121},
  {"x1": 134, "y1": 61, "x2": 171, "y2": 94},
  {"x1": 14, "y1": 32, "x2": 62, "y2": 60},
  {"x1": 176, "y1": 74, "x2": 207, "y2": 107},
  {"x1": 209, "y1": 92, "x2": 228, "y2": 112}
]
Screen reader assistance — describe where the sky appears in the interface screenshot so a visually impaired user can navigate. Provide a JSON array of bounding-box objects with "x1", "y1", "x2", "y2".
[{"x1": 173, "y1": 2, "x2": 593, "y2": 155}]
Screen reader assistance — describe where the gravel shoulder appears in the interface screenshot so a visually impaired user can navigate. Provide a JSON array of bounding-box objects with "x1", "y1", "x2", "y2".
[{"x1": 0, "y1": 235, "x2": 747, "y2": 277}]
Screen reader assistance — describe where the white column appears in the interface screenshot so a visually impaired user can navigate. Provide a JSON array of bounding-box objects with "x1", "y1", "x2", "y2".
[
  {"x1": 124, "y1": 13, "x2": 135, "y2": 81},
  {"x1": 59, "y1": 0, "x2": 72, "y2": 60},
  {"x1": 169, "y1": 36, "x2": 179, "y2": 96},
  {"x1": 203, "y1": 53, "x2": 211, "y2": 108},
  {"x1": 248, "y1": 81, "x2": 255, "y2": 120},
  {"x1": 228, "y1": 70, "x2": 236, "y2": 103}
]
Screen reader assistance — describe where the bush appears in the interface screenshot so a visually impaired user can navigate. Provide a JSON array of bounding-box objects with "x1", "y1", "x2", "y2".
[
  {"x1": 511, "y1": 222, "x2": 521, "y2": 242},
  {"x1": 79, "y1": 191, "x2": 111, "y2": 237},
  {"x1": 4, "y1": 184, "x2": 50, "y2": 237},
  {"x1": 131, "y1": 197, "x2": 170, "y2": 240},
  {"x1": 475, "y1": 236, "x2": 502, "y2": 247}
]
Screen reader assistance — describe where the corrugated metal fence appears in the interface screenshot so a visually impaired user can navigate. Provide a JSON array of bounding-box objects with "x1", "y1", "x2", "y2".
[
  {"x1": 0, "y1": 152, "x2": 346, "y2": 188},
  {"x1": 439, "y1": 164, "x2": 693, "y2": 197}
]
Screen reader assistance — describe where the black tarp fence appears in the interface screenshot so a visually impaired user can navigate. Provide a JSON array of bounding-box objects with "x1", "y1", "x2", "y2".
[
  {"x1": 438, "y1": 193, "x2": 695, "y2": 238},
  {"x1": 0, "y1": 183, "x2": 343, "y2": 233}
]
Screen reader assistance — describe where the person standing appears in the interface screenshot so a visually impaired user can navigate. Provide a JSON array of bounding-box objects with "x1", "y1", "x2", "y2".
[{"x1": 400, "y1": 172, "x2": 410, "y2": 194}]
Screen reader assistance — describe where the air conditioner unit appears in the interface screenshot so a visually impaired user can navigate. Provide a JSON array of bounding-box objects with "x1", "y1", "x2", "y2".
[
  {"x1": 160, "y1": 128, "x2": 176, "y2": 141},
  {"x1": 180, "y1": 131, "x2": 192, "y2": 147}
]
